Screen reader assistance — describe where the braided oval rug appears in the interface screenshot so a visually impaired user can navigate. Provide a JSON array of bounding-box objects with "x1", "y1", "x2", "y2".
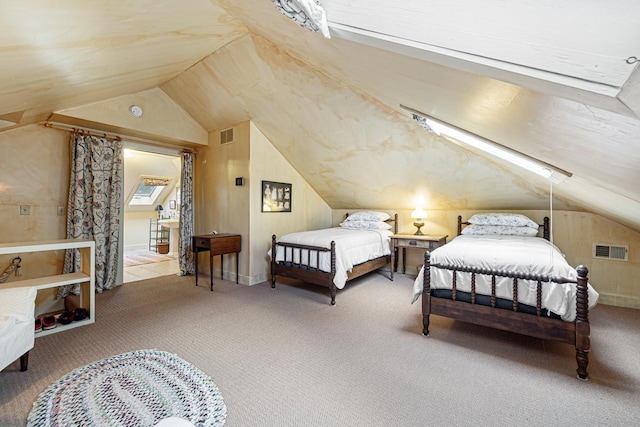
[{"x1": 27, "y1": 350, "x2": 226, "y2": 427}]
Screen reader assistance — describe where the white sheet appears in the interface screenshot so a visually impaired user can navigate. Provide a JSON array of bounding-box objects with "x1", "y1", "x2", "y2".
[
  {"x1": 411, "y1": 235, "x2": 599, "y2": 321},
  {"x1": 270, "y1": 227, "x2": 392, "y2": 289}
]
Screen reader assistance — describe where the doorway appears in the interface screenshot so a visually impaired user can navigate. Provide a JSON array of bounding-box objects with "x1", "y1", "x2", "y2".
[{"x1": 122, "y1": 147, "x2": 181, "y2": 283}]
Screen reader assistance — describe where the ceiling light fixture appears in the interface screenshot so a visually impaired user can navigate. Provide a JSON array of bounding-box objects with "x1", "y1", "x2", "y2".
[
  {"x1": 400, "y1": 104, "x2": 572, "y2": 183},
  {"x1": 129, "y1": 105, "x2": 143, "y2": 118}
]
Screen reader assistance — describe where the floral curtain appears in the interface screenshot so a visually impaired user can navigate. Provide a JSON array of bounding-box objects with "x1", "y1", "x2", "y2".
[
  {"x1": 59, "y1": 132, "x2": 123, "y2": 296},
  {"x1": 271, "y1": 0, "x2": 330, "y2": 38},
  {"x1": 178, "y1": 151, "x2": 195, "y2": 275}
]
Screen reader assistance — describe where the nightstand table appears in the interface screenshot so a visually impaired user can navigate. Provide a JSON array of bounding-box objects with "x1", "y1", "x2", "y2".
[
  {"x1": 193, "y1": 233, "x2": 241, "y2": 290},
  {"x1": 390, "y1": 234, "x2": 447, "y2": 280}
]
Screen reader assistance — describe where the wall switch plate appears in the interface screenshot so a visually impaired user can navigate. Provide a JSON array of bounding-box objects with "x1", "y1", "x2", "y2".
[
  {"x1": 57, "y1": 206, "x2": 65, "y2": 216},
  {"x1": 20, "y1": 205, "x2": 30, "y2": 215}
]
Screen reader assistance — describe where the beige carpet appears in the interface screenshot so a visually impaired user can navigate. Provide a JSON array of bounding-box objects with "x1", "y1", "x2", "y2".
[
  {"x1": 124, "y1": 251, "x2": 176, "y2": 267},
  {"x1": 1, "y1": 272, "x2": 639, "y2": 426}
]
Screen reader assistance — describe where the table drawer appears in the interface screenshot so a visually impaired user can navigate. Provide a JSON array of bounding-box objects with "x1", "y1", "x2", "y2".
[
  {"x1": 211, "y1": 236, "x2": 241, "y2": 254},
  {"x1": 194, "y1": 237, "x2": 211, "y2": 249},
  {"x1": 396, "y1": 239, "x2": 433, "y2": 249}
]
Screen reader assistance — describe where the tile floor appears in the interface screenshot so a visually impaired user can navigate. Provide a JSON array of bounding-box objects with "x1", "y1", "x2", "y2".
[{"x1": 123, "y1": 257, "x2": 180, "y2": 283}]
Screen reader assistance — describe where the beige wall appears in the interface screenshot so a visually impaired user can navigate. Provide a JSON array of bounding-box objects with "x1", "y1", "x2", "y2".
[
  {"x1": 195, "y1": 121, "x2": 251, "y2": 282},
  {"x1": 194, "y1": 120, "x2": 331, "y2": 285},
  {"x1": 249, "y1": 122, "x2": 332, "y2": 284},
  {"x1": 52, "y1": 88, "x2": 208, "y2": 146},
  {"x1": 0, "y1": 125, "x2": 69, "y2": 306},
  {"x1": 1, "y1": 124, "x2": 638, "y2": 309}
]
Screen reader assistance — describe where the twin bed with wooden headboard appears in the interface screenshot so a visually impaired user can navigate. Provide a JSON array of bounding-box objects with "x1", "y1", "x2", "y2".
[
  {"x1": 413, "y1": 213, "x2": 599, "y2": 379},
  {"x1": 269, "y1": 212, "x2": 598, "y2": 379},
  {"x1": 270, "y1": 212, "x2": 397, "y2": 305}
]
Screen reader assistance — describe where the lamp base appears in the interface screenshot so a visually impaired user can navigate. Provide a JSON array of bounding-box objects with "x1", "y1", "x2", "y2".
[{"x1": 413, "y1": 221, "x2": 424, "y2": 235}]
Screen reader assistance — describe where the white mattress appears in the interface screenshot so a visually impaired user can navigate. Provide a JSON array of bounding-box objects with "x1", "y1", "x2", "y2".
[
  {"x1": 0, "y1": 286, "x2": 37, "y2": 371},
  {"x1": 271, "y1": 227, "x2": 392, "y2": 289},
  {"x1": 412, "y1": 235, "x2": 599, "y2": 321}
]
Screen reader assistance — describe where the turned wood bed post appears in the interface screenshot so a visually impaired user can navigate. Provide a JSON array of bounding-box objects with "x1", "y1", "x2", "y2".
[
  {"x1": 422, "y1": 251, "x2": 432, "y2": 336},
  {"x1": 543, "y1": 217, "x2": 550, "y2": 240},
  {"x1": 330, "y1": 241, "x2": 337, "y2": 305},
  {"x1": 271, "y1": 235, "x2": 277, "y2": 289},
  {"x1": 575, "y1": 265, "x2": 590, "y2": 380}
]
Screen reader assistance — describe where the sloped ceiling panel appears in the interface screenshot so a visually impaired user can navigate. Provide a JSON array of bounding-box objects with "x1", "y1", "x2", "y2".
[
  {"x1": 164, "y1": 33, "x2": 567, "y2": 211},
  {"x1": 211, "y1": 0, "x2": 640, "y2": 230},
  {"x1": 0, "y1": 0, "x2": 638, "y2": 231},
  {"x1": 221, "y1": 0, "x2": 640, "y2": 200},
  {"x1": 323, "y1": 0, "x2": 640, "y2": 94},
  {"x1": 0, "y1": 0, "x2": 247, "y2": 125}
]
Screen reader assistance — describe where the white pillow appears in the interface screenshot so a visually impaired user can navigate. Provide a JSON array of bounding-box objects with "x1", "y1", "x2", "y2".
[
  {"x1": 340, "y1": 220, "x2": 392, "y2": 230},
  {"x1": 345, "y1": 211, "x2": 391, "y2": 222},
  {"x1": 461, "y1": 224, "x2": 539, "y2": 237},
  {"x1": 468, "y1": 213, "x2": 539, "y2": 229}
]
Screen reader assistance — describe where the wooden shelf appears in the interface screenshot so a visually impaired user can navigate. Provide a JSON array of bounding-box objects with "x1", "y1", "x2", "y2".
[
  {"x1": 0, "y1": 239, "x2": 95, "y2": 336},
  {"x1": 36, "y1": 317, "x2": 93, "y2": 337},
  {"x1": 0, "y1": 239, "x2": 95, "y2": 252},
  {"x1": 1, "y1": 272, "x2": 90, "y2": 289}
]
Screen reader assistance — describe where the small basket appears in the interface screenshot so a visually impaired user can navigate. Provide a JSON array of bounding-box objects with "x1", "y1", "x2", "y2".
[{"x1": 157, "y1": 242, "x2": 169, "y2": 254}]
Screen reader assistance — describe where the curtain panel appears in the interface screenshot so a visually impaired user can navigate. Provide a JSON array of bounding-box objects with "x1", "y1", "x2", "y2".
[
  {"x1": 178, "y1": 151, "x2": 195, "y2": 276},
  {"x1": 59, "y1": 132, "x2": 123, "y2": 297}
]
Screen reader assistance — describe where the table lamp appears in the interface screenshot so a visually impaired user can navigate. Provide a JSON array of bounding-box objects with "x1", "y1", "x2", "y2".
[
  {"x1": 155, "y1": 204, "x2": 164, "y2": 219},
  {"x1": 411, "y1": 208, "x2": 427, "y2": 235}
]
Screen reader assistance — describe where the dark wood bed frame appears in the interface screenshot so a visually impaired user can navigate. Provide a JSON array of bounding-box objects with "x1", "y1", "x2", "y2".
[
  {"x1": 271, "y1": 214, "x2": 398, "y2": 305},
  {"x1": 422, "y1": 216, "x2": 592, "y2": 380}
]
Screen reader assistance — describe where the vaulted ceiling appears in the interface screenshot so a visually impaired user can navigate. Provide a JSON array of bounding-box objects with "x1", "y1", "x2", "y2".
[{"x1": 1, "y1": 1, "x2": 639, "y2": 231}]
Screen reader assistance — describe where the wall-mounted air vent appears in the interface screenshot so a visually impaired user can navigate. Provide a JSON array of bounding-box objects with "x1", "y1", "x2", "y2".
[
  {"x1": 220, "y1": 128, "x2": 234, "y2": 145},
  {"x1": 593, "y1": 243, "x2": 628, "y2": 261}
]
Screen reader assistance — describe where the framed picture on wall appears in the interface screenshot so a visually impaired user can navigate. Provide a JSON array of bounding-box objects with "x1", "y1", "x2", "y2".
[
  {"x1": 169, "y1": 200, "x2": 176, "y2": 210},
  {"x1": 262, "y1": 181, "x2": 292, "y2": 212}
]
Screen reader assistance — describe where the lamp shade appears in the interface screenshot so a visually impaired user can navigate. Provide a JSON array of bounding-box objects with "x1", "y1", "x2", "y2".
[
  {"x1": 154, "y1": 204, "x2": 164, "y2": 212},
  {"x1": 411, "y1": 208, "x2": 427, "y2": 219}
]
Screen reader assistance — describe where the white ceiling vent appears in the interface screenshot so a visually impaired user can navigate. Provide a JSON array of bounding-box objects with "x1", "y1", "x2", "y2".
[
  {"x1": 593, "y1": 243, "x2": 628, "y2": 261},
  {"x1": 220, "y1": 128, "x2": 234, "y2": 145}
]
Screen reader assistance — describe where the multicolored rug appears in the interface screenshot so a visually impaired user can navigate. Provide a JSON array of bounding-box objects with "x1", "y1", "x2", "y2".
[{"x1": 27, "y1": 350, "x2": 226, "y2": 427}]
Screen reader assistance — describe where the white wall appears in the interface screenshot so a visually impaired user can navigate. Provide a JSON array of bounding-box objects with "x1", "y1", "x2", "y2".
[{"x1": 123, "y1": 148, "x2": 181, "y2": 252}]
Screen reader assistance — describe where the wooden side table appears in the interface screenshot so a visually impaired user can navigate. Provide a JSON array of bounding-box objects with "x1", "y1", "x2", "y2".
[
  {"x1": 193, "y1": 233, "x2": 241, "y2": 290},
  {"x1": 390, "y1": 234, "x2": 447, "y2": 280}
]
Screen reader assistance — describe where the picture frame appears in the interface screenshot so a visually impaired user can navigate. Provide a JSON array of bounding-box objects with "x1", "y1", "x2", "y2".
[
  {"x1": 169, "y1": 199, "x2": 176, "y2": 210},
  {"x1": 262, "y1": 181, "x2": 292, "y2": 212}
]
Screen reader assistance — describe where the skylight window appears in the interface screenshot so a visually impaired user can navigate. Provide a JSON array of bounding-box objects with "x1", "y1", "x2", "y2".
[{"x1": 128, "y1": 176, "x2": 171, "y2": 207}]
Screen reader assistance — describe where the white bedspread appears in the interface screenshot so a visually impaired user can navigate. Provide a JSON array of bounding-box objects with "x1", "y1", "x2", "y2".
[
  {"x1": 411, "y1": 235, "x2": 599, "y2": 321},
  {"x1": 271, "y1": 227, "x2": 392, "y2": 289}
]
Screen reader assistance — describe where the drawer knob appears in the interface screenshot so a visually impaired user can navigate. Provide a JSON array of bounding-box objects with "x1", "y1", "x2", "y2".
[{"x1": 409, "y1": 240, "x2": 417, "y2": 246}]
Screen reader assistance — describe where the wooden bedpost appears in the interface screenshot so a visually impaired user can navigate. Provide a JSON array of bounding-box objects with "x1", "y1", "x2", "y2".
[
  {"x1": 575, "y1": 265, "x2": 590, "y2": 380},
  {"x1": 422, "y1": 251, "x2": 432, "y2": 336},
  {"x1": 330, "y1": 241, "x2": 337, "y2": 305},
  {"x1": 457, "y1": 216, "x2": 463, "y2": 236},
  {"x1": 543, "y1": 217, "x2": 550, "y2": 241},
  {"x1": 271, "y1": 235, "x2": 277, "y2": 289}
]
